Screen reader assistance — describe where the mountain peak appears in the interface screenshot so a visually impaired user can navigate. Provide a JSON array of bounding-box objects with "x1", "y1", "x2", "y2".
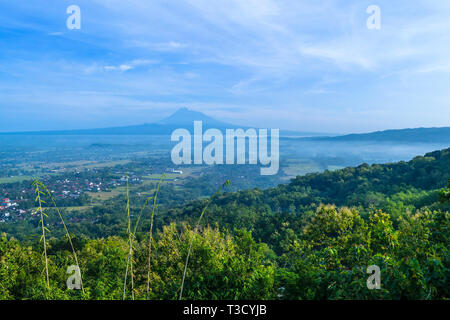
[{"x1": 156, "y1": 108, "x2": 227, "y2": 127}]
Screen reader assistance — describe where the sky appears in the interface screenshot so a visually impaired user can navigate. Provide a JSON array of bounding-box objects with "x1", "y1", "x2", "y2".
[{"x1": 0, "y1": 0, "x2": 450, "y2": 133}]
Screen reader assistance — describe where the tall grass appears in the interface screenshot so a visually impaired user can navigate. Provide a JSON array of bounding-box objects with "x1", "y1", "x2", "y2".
[
  {"x1": 146, "y1": 174, "x2": 164, "y2": 299},
  {"x1": 37, "y1": 180, "x2": 85, "y2": 294},
  {"x1": 179, "y1": 180, "x2": 230, "y2": 300},
  {"x1": 122, "y1": 173, "x2": 165, "y2": 300},
  {"x1": 33, "y1": 180, "x2": 50, "y2": 291},
  {"x1": 123, "y1": 173, "x2": 135, "y2": 300},
  {"x1": 33, "y1": 179, "x2": 85, "y2": 296},
  {"x1": 29, "y1": 175, "x2": 228, "y2": 300}
]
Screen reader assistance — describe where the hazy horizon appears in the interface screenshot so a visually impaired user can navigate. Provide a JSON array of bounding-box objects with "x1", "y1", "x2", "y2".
[{"x1": 1, "y1": 107, "x2": 449, "y2": 135}]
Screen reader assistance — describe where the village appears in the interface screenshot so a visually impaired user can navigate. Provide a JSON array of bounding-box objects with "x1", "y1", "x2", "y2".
[
  {"x1": 0, "y1": 160, "x2": 186, "y2": 224},
  {"x1": 0, "y1": 197, "x2": 29, "y2": 223}
]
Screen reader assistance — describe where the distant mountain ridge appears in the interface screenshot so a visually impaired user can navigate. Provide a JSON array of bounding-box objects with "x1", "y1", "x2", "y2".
[
  {"x1": 1, "y1": 108, "x2": 449, "y2": 142},
  {"x1": 0, "y1": 108, "x2": 329, "y2": 137},
  {"x1": 296, "y1": 126, "x2": 450, "y2": 144}
]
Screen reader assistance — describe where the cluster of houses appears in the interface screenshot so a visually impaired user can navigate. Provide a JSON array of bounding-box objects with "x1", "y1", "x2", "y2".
[
  {"x1": 0, "y1": 167, "x2": 177, "y2": 223},
  {"x1": 55, "y1": 178, "x2": 109, "y2": 197},
  {"x1": 51, "y1": 176, "x2": 122, "y2": 198},
  {"x1": 118, "y1": 174, "x2": 141, "y2": 183},
  {"x1": 0, "y1": 197, "x2": 28, "y2": 223},
  {"x1": 44, "y1": 173, "x2": 141, "y2": 200}
]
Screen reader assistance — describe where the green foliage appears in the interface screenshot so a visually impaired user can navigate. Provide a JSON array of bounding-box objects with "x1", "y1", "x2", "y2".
[
  {"x1": 276, "y1": 206, "x2": 448, "y2": 299},
  {"x1": 0, "y1": 149, "x2": 448, "y2": 300},
  {"x1": 439, "y1": 179, "x2": 450, "y2": 203},
  {"x1": 0, "y1": 225, "x2": 275, "y2": 300},
  {"x1": 0, "y1": 204, "x2": 448, "y2": 299}
]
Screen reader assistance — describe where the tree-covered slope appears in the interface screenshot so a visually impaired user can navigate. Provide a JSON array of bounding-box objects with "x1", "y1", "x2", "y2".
[
  {"x1": 163, "y1": 148, "x2": 449, "y2": 244},
  {"x1": 284, "y1": 148, "x2": 450, "y2": 204}
]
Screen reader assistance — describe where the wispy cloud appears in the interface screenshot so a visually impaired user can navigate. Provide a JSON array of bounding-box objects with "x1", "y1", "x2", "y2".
[{"x1": 83, "y1": 59, "x2": 158, "y2": 73}]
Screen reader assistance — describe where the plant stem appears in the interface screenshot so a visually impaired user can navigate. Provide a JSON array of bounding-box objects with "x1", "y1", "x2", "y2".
[
  {"x1": 123, "y1": 173, "x2": 134, "y2": 300},
  {"x1": 38, "y1": 181, "x2": 85, "y2": 295},
  {"x1": 146, "y1": 175, "x2": 164, "y2": 300},
  {"x1": 34, "y1": 181, "x2": 50, "y2": 291},
  {"x1": 179, "y1": 180, "x2": 229, "y2": 300}
]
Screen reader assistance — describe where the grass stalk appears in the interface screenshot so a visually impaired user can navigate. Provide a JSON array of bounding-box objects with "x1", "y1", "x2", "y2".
[
  {"x1": 35, "y1": 180, "x2": 85, "y2": 295},
  {"x1": 123, "y1": 173, "x2": 135, "y2": 300},
  {"x1": 33, "y1": 180, "x2": 50, "y2": 291},
  {"x1": 146, "y1": 174, "x2": 165, "y2": 300}
]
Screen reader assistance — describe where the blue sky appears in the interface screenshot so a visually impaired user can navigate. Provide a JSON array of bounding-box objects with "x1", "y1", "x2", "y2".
[{"x1": 1, "y1": 0, "x2": 450, "y2": 133}]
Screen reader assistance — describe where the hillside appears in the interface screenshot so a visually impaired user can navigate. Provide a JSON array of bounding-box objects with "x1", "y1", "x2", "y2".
[
  {"x1": 166, "y1": 148, "x2": 450, "y2": 242},
  {"x1": 299, "y1": 126, "x2": 450, "y2": 144}
]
